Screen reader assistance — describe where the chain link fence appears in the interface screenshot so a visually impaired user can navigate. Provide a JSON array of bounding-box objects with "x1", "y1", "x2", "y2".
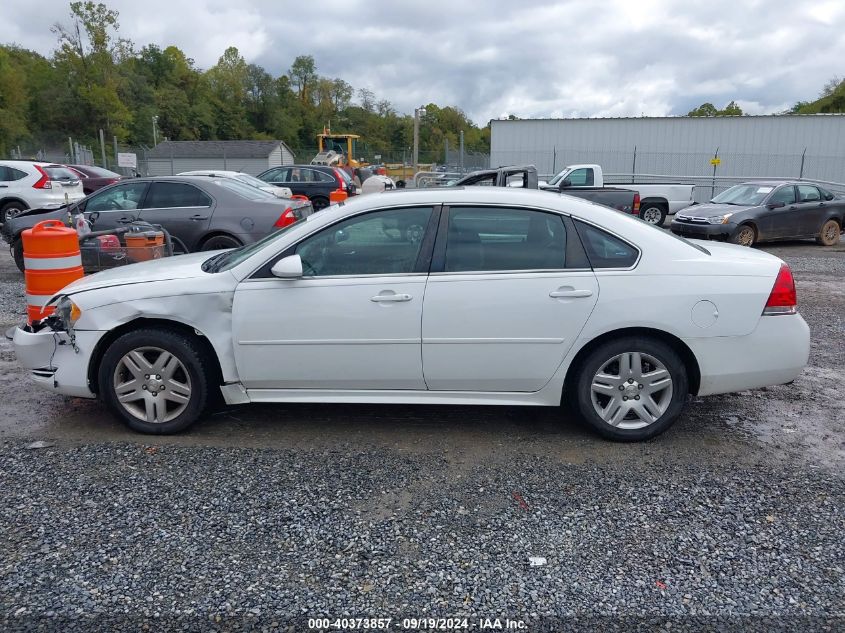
[{"x1": 490, "y1": 146, "x2": 845, "y2": 202}]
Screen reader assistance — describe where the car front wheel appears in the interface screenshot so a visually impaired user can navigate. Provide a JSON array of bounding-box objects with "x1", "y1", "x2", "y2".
[
  {"x1": 99, "y1": 328, "x2": 210, "y2": 434},
  {"x1": 570, "y1": 337, "x2": 688, "y2": 441},
  {"x1": 640, "y1": 203, "x2": 667, "y2": 226},
  {"x1": 730, "y1": 224, "x2": 756, "y2": 247}
]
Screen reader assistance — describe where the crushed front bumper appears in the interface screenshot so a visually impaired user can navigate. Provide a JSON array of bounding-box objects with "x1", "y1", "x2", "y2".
[{"x1": 13, "y1": 326, "x2": 105, "y2": 398}]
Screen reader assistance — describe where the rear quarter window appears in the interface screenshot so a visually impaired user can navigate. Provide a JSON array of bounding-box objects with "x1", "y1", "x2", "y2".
[{"x1": 574, "y1": 220, "x2": 639, "y2": 268}]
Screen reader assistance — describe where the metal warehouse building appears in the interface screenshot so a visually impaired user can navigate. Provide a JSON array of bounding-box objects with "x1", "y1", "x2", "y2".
[
  {"x1": 490, "y1": 115, "x2": 845, "y2": 201},
  {"x1": 146, "y1": 140, "x2": 296, "y2": 176}
]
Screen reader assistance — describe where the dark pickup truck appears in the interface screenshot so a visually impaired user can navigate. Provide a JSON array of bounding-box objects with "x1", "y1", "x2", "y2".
[{"x1": 451, "y1": 165, "x2": 640, "y2": 216}]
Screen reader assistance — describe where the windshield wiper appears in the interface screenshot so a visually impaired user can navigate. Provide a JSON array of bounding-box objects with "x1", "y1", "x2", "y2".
[{"x1": 202, "y1": 252, "x2": 229, "y2": 273}]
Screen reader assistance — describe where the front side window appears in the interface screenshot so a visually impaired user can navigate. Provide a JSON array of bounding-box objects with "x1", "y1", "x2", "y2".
[
  {"x1": 768, "y1": 186, "x2": 796, "y2": 205},
  {"x1": 259, "y1": 168, "x2": 284, "y2": 183},
  {"x1": 444, "y1": 207, "x2": 567, "y2": 272},
  {"x1": 574, "y1": 220, "x2": 639, "y2": 269},
  {"x1": 295, "y1": 207, "x2": 433, "y2": 276},
  {"x1": 797, "y1": 185, "x2": 821, "y2": 203},
  {"x1": 145, "y1": 182, "x2": 211, "y2": 208},
  {"x1": 85, "y1": 182, "x2": 147, "y2": 212}
]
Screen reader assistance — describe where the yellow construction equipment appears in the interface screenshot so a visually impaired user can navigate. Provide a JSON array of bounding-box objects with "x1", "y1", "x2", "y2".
[{"x1": 311, "y1": 128, "x2": 363, "y2": 168}]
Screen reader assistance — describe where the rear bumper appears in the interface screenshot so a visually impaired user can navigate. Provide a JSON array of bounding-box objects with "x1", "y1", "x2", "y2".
[
  {"x1": 685, "y1": 314, "x2": 810, "y2": 396},
  {"x1": 13, "y1": 326, "x2": 103, "y2": 399},
  {"x1": 670, "y1": 221, "x2": 733, "y2": 240}
]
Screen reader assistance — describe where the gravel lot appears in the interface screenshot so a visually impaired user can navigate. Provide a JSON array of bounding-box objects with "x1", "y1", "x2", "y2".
[{"x1": 0, "y1": 237, "x2": 843, "y2": 631}]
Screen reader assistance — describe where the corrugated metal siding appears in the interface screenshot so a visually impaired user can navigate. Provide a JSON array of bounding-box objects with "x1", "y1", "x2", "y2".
[
  {"x1": 146, "y1": 157, "x2": 272, "y2": 176},
  {"x1": 491, "y1": 115, "x2": 845, "y2": 185}
]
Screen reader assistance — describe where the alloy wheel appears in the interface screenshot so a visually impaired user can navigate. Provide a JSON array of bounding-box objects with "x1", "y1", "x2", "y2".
[
  {"x1": 590, "y1": 351, "x2": 673, "y2": 430},
  {"x1": 736, "y1": 226, "x2": 755, "y2": 246},
  {"x1": 641, "y1": 207, "x2": 663, "y2": 224},
  {"x1": 112, "y1": 346, "x2": 192, "y2": 424}
]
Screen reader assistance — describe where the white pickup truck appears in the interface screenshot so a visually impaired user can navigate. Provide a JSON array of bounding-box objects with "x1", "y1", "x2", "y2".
[{"x1": 541, "y1": 164, "x2": 695, "y2": 227}]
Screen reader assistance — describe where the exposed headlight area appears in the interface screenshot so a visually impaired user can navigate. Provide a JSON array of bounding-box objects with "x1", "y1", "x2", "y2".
[
  {"x1": 707, "y1": 214, "x2": 733, "y2": 224},
  {"x1": 29, "y1": 295, "x2": 82, "y2": 334}
]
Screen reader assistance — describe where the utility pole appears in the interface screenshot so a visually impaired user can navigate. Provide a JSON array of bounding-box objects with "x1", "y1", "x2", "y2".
[{"x1": 413, "y1": 105, "x2": 426, "y2": 173}]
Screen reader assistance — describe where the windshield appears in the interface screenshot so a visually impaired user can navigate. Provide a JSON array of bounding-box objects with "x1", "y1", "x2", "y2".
[
  {"x1": 711, "y1": 184, "x2": 773, "y2": 206},
  {"x1": 547, "y1": 168, "x2": 571, "y2": 186},
  {"x1": 234, "y1": 173, "x2": 274, "y2": 190},
  {"x1": 202, "y1": 221, "x2": 303, "y2": 273},
  {"x1": 214, "y1": 178, "x2": 278, "y2": 201}
]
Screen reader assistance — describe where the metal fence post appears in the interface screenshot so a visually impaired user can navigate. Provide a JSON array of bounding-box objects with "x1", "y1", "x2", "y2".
[
  {"x1": 799, "y1": 147, "x2": 806, "y2": 179},
  {"x1": 711, "y1": 147, "x2": 719, "y2": 199},
  {"x1": 631, "y1": 145, "x2": 637, "y2": 184},
  {"x1": 223, "y1": 146, "x2": 227, "y2": 170},
  {"x1": 459, "y1": 130, "x2": 464, "y2": 173},
  {"x1": 68, "y1": 137, "x2": 74, "y2": 164},
  {"x1": 99, "y1": 129, "x2": 107, "y2": 168},
  {"x1": 170, "y1": 144, "x2": 174, "y2": 175},
  {"x1": 552, "y1": 147, "x2": 556, "y2": 175}
]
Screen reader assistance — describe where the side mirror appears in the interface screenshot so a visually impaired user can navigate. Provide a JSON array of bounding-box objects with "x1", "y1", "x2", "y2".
[
  {"x1": 270, "y1": 254, "x2": 303, "y2": 278},
  {"x1": 88, "y1": 210, "x2": 100, "y2": 224},
  {"x1": 767, "y1": 201, "x2": 786, "y2": 209},
  {"x1": 561, "y1": 178, "x2": 572, "y2": 188}
]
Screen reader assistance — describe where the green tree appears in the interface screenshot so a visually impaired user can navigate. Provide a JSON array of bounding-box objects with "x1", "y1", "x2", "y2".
[
  {"x1": 289, "y1": 55, "x2": 316, "y2": 102},
  {"x1": 0, "y1": 47, "x2": 30, "y2": 154}
]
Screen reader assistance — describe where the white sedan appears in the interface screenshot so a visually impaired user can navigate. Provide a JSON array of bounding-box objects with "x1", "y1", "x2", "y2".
[
  {"x1": 13, "y1": 188, "x2": 810, "y2": 441},
  {"x1": 178, "y1": 170, "x2": 293, "y2": 199}
]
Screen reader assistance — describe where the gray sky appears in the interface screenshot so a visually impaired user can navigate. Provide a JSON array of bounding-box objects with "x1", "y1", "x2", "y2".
[{"x1": 3, "y1": 0, "x2": 844, "y2": 123}]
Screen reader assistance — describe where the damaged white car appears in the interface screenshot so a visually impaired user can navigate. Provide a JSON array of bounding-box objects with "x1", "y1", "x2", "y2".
[{"x1": 13, "y1": 188, "x2": 810, "y2": 441}]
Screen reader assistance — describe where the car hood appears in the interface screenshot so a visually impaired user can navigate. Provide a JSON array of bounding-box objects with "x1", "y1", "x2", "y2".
[
  {"x1": 57, "y1": 250, "x2": 218, "y2": 297},
  {"x1": 677, "y1": 202, "x2": 756, "y2": 217}
]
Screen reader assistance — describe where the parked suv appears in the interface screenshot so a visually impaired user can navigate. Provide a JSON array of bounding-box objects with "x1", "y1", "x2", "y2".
[
  {"x1": 0, "y1": 160, "x2": 85, "y2": 222},
  {"x1": 257, "y1": 165, "x2": 357, "y2": 210}
]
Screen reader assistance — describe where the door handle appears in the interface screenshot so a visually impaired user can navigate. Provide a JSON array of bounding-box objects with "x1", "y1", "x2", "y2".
[
  {"x1": 371, "y1": 293, "x2": 412, "y2": 302},
  {"x1": 550, "y1": 289, "x2": 593, "y2": 298},
  {"x1": 190, "y1": 215, "x2": 209, "y2": 221},
  {"x1": 117, "y1": 216, "x2": 133, "y2": 224}
]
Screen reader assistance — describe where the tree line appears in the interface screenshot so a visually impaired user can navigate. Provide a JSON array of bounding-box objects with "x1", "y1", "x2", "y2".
[{"x1": 0, "y1": 1, "x2": 491, "y2": 161}]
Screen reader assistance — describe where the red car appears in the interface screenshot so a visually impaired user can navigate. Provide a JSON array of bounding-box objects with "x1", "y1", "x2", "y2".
[{"x1": 67, "y1": 165, "x2": 123, "y2": 194}]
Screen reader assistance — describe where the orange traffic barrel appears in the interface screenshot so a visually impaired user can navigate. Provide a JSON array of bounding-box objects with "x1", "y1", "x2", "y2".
[
  {"x1": 22, "y1": 220, "x2": 83, "y2": 323},
  {"x1": 329, "y1": 189, "x2": 348, "y2": 204},
  {"x1": 125, "y1": 230, "x2": 165, "y2": 263}
]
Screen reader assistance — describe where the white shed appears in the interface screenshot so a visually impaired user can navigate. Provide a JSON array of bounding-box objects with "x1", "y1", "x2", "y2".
[{"x1": 145, "y1": 140, "x2": 296, "y2": 177}]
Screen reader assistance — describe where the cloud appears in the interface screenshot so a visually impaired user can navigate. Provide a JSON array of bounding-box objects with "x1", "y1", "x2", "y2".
[{"x1": 2, "y1": 0, "x2": 844, "y2": 123}]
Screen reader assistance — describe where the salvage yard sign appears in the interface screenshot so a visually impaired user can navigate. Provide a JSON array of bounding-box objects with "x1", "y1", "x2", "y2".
[{"x1": 117, "y1": 152, "x2": 138, "y2": 168}]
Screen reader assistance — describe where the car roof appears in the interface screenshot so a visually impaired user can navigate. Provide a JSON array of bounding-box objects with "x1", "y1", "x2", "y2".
[{"x1": 740, "y1": 180, "x2": 818, "y2": 187}]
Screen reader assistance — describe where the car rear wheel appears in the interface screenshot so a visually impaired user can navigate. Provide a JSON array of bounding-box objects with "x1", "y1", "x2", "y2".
[
  {"x1": 569, "y1": 337, "x2": 688, "y2": 441},
  {"x1": 816, "y1": 219, "x2": 841, "y2": 246},
  {"x1": 311, "y1": 196, "x2": 330, "y2": 211},
  {"x1": 731, "y1": 224, "x2": 756, "y2": 247},
  {"x1": 200, "y1": 234, "x2": 242, "y2": 251},
  {"x1": 1, "y1": 201, "x2": 28, "y2": 223},
  {"x1": 99, "y1": 328, "x2": 210, "y2": 434},
  {"x1": 641, "y1": 203, "x2": 667, "y2": 227}
]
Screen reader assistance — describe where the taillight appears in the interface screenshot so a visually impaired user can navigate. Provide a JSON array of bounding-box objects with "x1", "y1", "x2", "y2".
[
  {"x1": 334, "y1": 169, "x2": 347, "y2": 190},
  {"x1": 32, "y1": 165, "x2": 52, "y2": 189},
  {"x1": 632, "y1": 193, "x2": 640, "y2": 215},
  {"x1": 763, "y1": 264, "x2": 797, "y2": 315},
  {"x1": 274, "y1": 207, "x2": 296, "y2": 228}
]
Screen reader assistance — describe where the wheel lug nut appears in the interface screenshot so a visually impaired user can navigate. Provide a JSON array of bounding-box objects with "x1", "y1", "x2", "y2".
[
  {"x1": 635, "y1": 395, "x2": 640, "y2": 400},
  {"x1": 628, "y1": 378, "x2": 634, "y2": 383},
  {"x1": 156, "y1": 375, "x2": 161, "y2": 380},
  {"x1": 145, "y1": 375, "x2": 150, "y2": 379},
  {"x1": 618, "y1": 385, "x2": 625, "y2": 391},
  {"x1": 160, "y1": 385, "x2": 165, "y2": 391},
  {"x1": 623, "y1": 396, "x2": 628, "y2": 401},
  {"x1": 638, "y1": 384, "x2": 644, "y2": 389}
]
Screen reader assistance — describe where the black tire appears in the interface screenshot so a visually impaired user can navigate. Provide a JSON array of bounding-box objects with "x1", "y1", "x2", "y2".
[
  {"x1": 311, "y1": 196, "x2": 330, "y2": 211},
  {"x1": 98, "y1": 328, "x2": 210, "y2": 434},
  {"x1": 12, "y1": 239, "x2": 24, "y2": 273},
  {"x1": 640, "y1": 202, "x2": 667, "y2": 227},
  {"x1": 200, "y1": 234, "x2": 242, "y2": 251},
  {"x1": 730, "y1": 224, "x2": 756, "y2": 247},
  {"x1": 1, "y1": 201, "x2": 28, "y2": 223},
  {"x1": 568, "y1": 336, "x2": 688, "y2": 442},
  {"x1": 816, "y1": 219, "x2": 841, "y2": 246}
]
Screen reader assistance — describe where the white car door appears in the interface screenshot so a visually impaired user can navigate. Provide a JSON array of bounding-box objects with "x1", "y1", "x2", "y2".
[
  {"x1": 422, "y1": 206, "x2": 599, "y2": 392},
  {"x1": 231, "y1": 205, "x2": 436, "y2": 390}
]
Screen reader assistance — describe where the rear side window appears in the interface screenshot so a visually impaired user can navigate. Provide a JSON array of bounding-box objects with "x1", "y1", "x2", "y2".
[
  {"x1": 797, "y1": 185, "x2": 821, "y2": 202},
  {"x1": 0, "y1": 166, "x2": 28, "y2": 181},
  {"x1": 574, "y1": 220, "x2": 639, "y2": 269},
  {"x1": 769, "y1": 186, "x2": 796, "y2": 205},
  {"x1": 146, "y1": 182, "x2": 211, "y2": 208},
  {"x1": 444, "y1": 207, "x2": 569, "y2": 272}
]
